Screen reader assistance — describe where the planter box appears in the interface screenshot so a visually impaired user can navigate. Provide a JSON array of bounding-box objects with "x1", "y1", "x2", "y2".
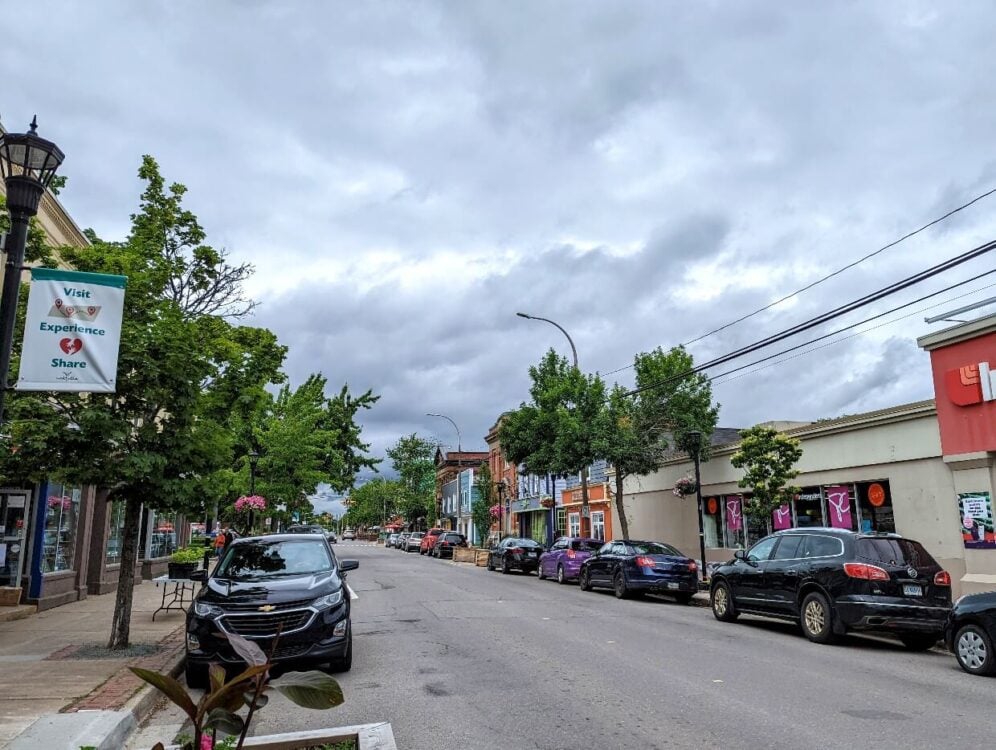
[
  {"x1": 166, "y1": 722, "x2": 396, "y2": 749},
  {"x1": 0, "y1": 587, "x2": 21, "y2": 606},
  {"x1": 452, "y1": 547, "x2": 477, "y2": 563},
  {"x1": 475, "y1": 549, "x2": 489, "y2": 567}
]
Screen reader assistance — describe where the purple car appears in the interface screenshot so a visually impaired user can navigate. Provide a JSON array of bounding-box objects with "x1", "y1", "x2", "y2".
[{"x1": 538, "y1": 537, "x2": 603, "y2": 584}]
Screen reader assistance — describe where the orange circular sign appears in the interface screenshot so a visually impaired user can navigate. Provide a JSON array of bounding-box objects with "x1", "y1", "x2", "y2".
[
  {"x1": 868, "y1": 483, "x2": 886, "y2": 507},
  {"x1": 706, "y1": 497, "x2": 719, "y2": 515}
]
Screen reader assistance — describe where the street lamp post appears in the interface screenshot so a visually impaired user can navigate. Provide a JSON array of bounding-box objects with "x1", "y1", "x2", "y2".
[
  {"x1": 248, "y1": 450, "x2": 259, "y2": 534},
  {"x1": 0, "y1": 117, "x2": 65, "y2": 427},
  {"x1": 516, "y1": 312, "x2": 590, "y2": 535},
  {"x1": 687, "y1": 431, "x2": 708, "y2": 584},
  {"x1": 496, "y1": 479, "x2": 507, "y2": 542},
  {"x1": 427, "y1": 412, "x2": 463, "y2": 534}
]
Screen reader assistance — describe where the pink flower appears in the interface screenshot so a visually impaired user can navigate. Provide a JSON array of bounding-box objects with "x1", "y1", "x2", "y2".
[
  {"x1": 200, "y1": 735, "x2": 213, "y2": 750},
  {"x1": 235, "y1": 495, "x2": 267, "y2": 512}
]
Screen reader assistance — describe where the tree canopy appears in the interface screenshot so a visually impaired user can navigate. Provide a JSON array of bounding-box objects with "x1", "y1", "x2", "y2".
[{"x1": 730, "y1": 425, "x2": 803, "y2": 521}]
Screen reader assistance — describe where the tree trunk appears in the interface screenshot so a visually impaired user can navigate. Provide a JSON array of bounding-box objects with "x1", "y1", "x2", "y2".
[
  {"x1": 614, "y1": 471, "x2": 630, "y2": 540},
  {"x1": 580, "y1": 473, "x2": 591, "y2": 537},
  {"x1": 107, "y1": 497, "x2": 143, "y2": 650}
]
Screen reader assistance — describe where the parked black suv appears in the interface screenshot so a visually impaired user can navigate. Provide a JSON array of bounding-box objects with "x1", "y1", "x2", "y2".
[
  {"x1": 710, "y1": 528, "x2": 952, "y2": 649},
  {"x1": 185, "y1": 534, "x2": 358, "y2": 687}
]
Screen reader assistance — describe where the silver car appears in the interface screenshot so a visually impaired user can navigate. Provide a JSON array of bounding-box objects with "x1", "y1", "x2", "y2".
[
  {"x1": 386, "y1": 533, "x2": 400, "y2": 548},
  {"x1": 405, "y1": 532, "x2": 424, "y2": 552},
  {"x1": 396, "y1": 532, "x2": 410, "y2": 550}
]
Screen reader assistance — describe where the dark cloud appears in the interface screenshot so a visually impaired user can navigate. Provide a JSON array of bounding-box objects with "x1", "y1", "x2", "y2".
[{"x1": 6, "y1": 1, "x2": 996, "y2": 473}]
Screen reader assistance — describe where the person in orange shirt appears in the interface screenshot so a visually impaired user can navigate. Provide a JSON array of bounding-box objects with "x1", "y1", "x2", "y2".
[{"x1": 214, "y1": 527, "x2": 228, "y2": 557}]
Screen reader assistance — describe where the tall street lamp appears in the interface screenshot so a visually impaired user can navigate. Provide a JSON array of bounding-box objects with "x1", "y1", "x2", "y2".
[
  {"x1": 686, "y1": 431, "x2": 708, "y2": 584},
  {"x1": 496, "y1": 478, "x2": 507, "y2": 542},
  {"x1": 248, "y1": 449, "x2": 259, "y2": 534},
  {"x1": 516, "y1": 312, "x2": 589, "y2": 536},
  {"x1": 427, "y1": 412, "x2": 463, "y2": 533},
  {"x1": 0, "y1": 117, "x2": 65, "y2": 427}
]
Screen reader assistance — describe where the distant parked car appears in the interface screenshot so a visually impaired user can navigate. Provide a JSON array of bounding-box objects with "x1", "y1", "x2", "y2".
[
  {"x1": 420, "y1": 528, "x2": 445, "y2": 555},
  {"x1": 405, "y1": 532, "x2": 424, "y2": 552},
  {"x1": 539, "y1": 537, "x2": 603, "y2": 584},
  {"x1": 487, "y1": 537, "x2": 543, "y2": 574},
  {"x1": 710, "y1": 529, "x2": 951, "y2": 649},
  {"x1": 433, "y1": 532, "x2": 468, "y2": 559},
  {"x1": 579, "y1": 540, "x2": 697, "y2": 603},
  {"x1": 386, "y1": 533, "x2": 400, "y2": 548},
  {"x1": 396, "y1": 532, "x2": 410, "y2": 550},
  {"x1": 945, "y1": 591, "x2": 996, "y2": 676},
  {"x1": 342, "y1": 529, "x2": 356, "y2": 541},
  {"x1": 327, "y1": 531, "x2": 337, "y2": 544}
]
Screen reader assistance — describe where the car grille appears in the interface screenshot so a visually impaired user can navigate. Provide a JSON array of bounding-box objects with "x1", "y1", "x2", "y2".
[
  {"x1": 221, "y1": 597, "x2": 314, "y2": 612},
  {"x1": 272, "y1": 642, "x2": 311, "y2": 659},
  {"x1": 222, "y1": 609, "x2": 313, "y2": 637}
]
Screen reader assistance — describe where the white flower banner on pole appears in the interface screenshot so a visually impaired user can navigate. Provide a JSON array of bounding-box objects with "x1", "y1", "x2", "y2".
[{"x1": 17, "y1": 268, "x2": 127, "y2": 393}]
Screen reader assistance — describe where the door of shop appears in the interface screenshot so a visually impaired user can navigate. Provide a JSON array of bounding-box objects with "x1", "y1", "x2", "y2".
[{"x1": 0, "y1": 490, "x2": 31, "y2": 590}]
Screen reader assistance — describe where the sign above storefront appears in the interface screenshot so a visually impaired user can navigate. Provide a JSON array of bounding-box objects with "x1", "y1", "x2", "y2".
[{"x1": 945, "y1": 361, "x2": 995, "y2": 406}]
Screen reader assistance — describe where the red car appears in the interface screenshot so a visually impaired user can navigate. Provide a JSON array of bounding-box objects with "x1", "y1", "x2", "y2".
[{"x1": 420, "y1": 528, "x2": 445, "y2": 555}]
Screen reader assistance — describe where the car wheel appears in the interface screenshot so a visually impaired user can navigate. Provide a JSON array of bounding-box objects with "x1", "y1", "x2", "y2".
[
  {"x1": 486, "y1": 555, "x2": 494, "y2": 571},
  {"x1": 674, "y1": 593, "x2": 694, "y2": 605},
  {"x1": 899, "y1": 634, "x2": 939, "y2": 652},
  {"x1": 579, "y1": 568, "x2": 592, "y2": 591},
  {"x1": 538, "y1": 563, "x2": 547, "y2": 580},
  {"x1": 557, "y1": 565, "x2": 567, "y2": 585},
  {"x1": 800, "y1": 591, "x2": 837, "y2": 644},
  {"x1": 185, "y1": 661, "x2": 208, "y2": 689},
  {"x1": 502, "y1": 557, "x2": 511, "y2": 574},
  {"x1": 328, "y1": 627, "x2": 352, "y2": 673},
  {"x1": 711, "y1": 581, "x2": 738, "y2": 622},
  {"x1": 955, "y1": 624, "x2": 996, "y2": 676},
  {"x1": 613, "y1": 571, "x2": 630, "y2": 599}
]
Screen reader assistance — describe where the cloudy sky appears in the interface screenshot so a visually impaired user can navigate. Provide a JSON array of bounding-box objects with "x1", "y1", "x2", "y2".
[{"x1": 7, "y1": 2, "x2": 996, "y2": 509}]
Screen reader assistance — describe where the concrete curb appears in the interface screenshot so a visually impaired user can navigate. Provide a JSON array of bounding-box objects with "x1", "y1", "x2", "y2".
[{"x1": 0, "y1": 604, "x2": 36, "y2": 623}]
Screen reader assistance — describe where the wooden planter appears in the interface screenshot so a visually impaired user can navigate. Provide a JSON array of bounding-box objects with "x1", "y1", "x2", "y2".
[
  {"x1": 0, "y1": 587, "x2": 21, "y2": 606},
  {"x1": 452, "y1": 547, "x2": 477, "y2": 563},
  {"x1": 166, "y1": 722, "x2": 396, "y2": 749},
  {"x1": 475, "y1": 549, "x2": 489, "y2": 567}
]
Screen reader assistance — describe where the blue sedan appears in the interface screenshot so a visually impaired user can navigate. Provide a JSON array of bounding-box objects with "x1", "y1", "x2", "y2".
[{"x1": 579, "y1": 540, "x2": 699, "y2": 603}]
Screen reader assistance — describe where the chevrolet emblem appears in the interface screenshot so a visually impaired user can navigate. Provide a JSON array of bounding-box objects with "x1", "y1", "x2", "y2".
[{"x1": 258, "y1": 604, "x2": 276, "y2": 612}]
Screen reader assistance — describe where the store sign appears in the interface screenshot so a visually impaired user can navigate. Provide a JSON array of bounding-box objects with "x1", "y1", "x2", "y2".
[
  {"x1": 945, "y1": 361, "x2": 995, "y2": 406},
  {"x1": 867, "y1": 483, "x2": 886, "y2": 507},
  {"x1": 726, "y1": 497, "x2": 743, "y2": 531},
  {"x1": 17, "y1": 268, "x2": 127, "y2": 393},
  {"x1": 826, "y1": 485, "x2": 852, "y2": 529},
  {"x1": 958, "y1": 492, "x2": 995, "y2": 548},
  {"x1": 772, "y1": 504, "x2": 792, "y2": 530}
]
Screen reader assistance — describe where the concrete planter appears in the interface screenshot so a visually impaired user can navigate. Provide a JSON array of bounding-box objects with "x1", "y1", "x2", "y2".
[
  {"x1": 166, "y1": 722, "x2": 396, "y2": 749},
  {"x1": 0, "y1": 586, "x2": 22, "y2": 606}
]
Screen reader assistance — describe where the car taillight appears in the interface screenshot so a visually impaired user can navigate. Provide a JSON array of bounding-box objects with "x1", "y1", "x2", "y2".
[
  {"x1": 843, "y1": 562, "x2": 890, "y2": 581},
  {"x1": 635, "y1": 556, "x2": 656, "y2": 568},
  {"x1": 512, "y1": 547, "x2": 524, "y2": 554},
  {"x1": 934, "y1": 570, "x2": 951, "y2": 586},
  {"x1": 566, "y1": 549, "x2": 576, "y2": 559},
  {"x1": 688, "y1": 560, "x2": 698, "y2": 572}
]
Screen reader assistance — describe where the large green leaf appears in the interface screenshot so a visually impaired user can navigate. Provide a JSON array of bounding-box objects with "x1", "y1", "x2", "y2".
[
  {"x1": 269, "y1": 671, "x2": 344, "y2": 710},
  {"x1": 129, "y1": 667, "x2": 197, "y2": 722},
  {"x1": 198, "y1": 663, "x2": 269, "y2": 718},
  {"x1": 202, "y1": 707, "x2": 245, "y2": 735},
  {"x1": 225, "y1": 632, "x2": 267, "y2": 665}
]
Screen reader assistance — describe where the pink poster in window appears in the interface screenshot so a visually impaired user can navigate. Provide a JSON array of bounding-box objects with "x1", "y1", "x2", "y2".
[
  {"x1": 826, "y1": 485, "x2": 853, "y2": 529},
  {"x1": 726, "y1": 496, "x2": 742, "y2": 531},
  {"x1": 772, "y1": 504, "x2": 792, "y2": 530}
]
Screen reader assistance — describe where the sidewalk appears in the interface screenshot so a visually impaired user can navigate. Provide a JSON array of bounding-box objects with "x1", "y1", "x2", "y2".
[{"x1": 0, "y1": 581, "x2": 187, "y2": 747}]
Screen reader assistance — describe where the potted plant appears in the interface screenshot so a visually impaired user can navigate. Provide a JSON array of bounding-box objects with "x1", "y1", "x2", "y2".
[
  {"x1": 673, "y1": 475, "x2": 698, "y2": 498},
  {"x1": 540, "y1": 497, "x2": 555, "y2": 509},
  {"x1": 168, "y1": 547, "x2": 203, "y2": 580}
]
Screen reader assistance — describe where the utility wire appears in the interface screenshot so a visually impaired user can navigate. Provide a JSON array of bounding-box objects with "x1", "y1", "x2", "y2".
[
  {"x1": 624, "y1": 239, "x2": 996, "y2": 399},
  {"x1": 602, "y1": 185, "x2": 996, "y2": 377}
]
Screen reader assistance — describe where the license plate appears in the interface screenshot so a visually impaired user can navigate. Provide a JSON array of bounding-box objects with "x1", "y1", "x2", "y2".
[
  {"x1": 667, "y1": 582, "x2": 679, "y2": 590},
  {"x1": 903, "y1": 584, "x2": 923, "y2": 597}
]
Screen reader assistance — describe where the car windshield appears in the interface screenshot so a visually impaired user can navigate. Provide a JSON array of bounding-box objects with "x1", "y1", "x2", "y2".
[
  {"x1": 857, "y1": 538, "x2": 938, "y2": 568},
  {"x1": 630, "y1": 542, "x2": 682, "y2": 556},
  {"x1": 571, "y1": 540, "x2": 602, "y2": 552},
  {"x1": 217, "y1": 539, "x2": 333, "y2": 580}
]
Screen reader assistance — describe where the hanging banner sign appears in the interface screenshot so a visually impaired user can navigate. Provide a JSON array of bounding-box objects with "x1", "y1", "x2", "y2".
[
  {"x1": 826, "y1": 485, "x2": 853, "y2": 529},
  {"x1": 17, "y1": 268, "x2": 127, "y2": 393}
]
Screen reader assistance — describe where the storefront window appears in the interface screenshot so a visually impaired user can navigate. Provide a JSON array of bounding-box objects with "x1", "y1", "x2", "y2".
[
  {"x1": 591, "y1": 511, "x2": 605, "y2": 541},
  {"x1": 148, "y1": 511, "x2": 179, "y2": 559},
  {"x1": 42, "y1": 484, "x2": 81, "y2": 573},
  {"x1": 722, "y1": 496, "x2": 746, "y2": 548},
  {"x1": 105, "y1": 502, "x2": 128, "y2": 564},
  {"x1": 857, "y1": 480, "x2": 895, "y2": 533},
  {"x1": 568, "y1": 513, "x2": 580, "y2": 537},
  {"x1": 703, "y1": 497, "x2": 722, "y2": 547},
  {"x1": 794, "y1": 489, "x2": 825, "y2": 528},
  {"x1": 556, "y1": 508, "x2": 567, "y2": 537}
]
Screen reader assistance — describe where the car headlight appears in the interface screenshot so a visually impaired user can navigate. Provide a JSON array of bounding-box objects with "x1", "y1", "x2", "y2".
[
  {"x1": 193, "y1": 600, "x2": 224, "y2": 618},
  {"x1": 312, "y1": 590, "x2": 344, "y2": 609}
]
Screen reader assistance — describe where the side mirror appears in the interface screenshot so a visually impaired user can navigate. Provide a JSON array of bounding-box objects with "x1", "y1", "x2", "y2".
[
  {"x1": 734, "y1": 550, "x2": 747, "y2": 561},
  {"x1": 190, "y1": 569, "x2": 208, "y2": 583},
  {"x1": 340, "y1": 559, "x2": 359, "y2": 572}
]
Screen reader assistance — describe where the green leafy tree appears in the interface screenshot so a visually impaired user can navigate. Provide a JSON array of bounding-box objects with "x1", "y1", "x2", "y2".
[
  {"x1": 343, "y1": 477, "x2": 400, "y2": 528},
  {"x1": 730, "y1": 425, "x2": 803, "y2": 521},
  {"x1": 472, "y1": 462, "x2": 496, "y2": 546},
  {"x1": 386, "y1": 433, "x2": 436, "y2": 527},
  {"x1": 500, "y1": 350, "x2": 605, "y2": 523},
  {"x1": 597, "y1": 346, "x2": 719, "y2": 539}
]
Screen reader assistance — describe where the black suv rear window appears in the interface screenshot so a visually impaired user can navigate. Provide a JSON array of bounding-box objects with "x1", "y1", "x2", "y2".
[
  {"x1": 443, "y1": 534, "x2": 464, "y2": 542},
  {"x1": 857, "y1": 538, "x2": 937, "y2": 568}
]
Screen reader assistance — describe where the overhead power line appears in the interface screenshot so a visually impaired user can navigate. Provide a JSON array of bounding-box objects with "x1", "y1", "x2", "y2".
[
  {"x1": 601, "y1": 185, "x2": 996, "y2": 378},
  {"x1": 624, "y1": 238, "x2": 996, "y2": 399}
]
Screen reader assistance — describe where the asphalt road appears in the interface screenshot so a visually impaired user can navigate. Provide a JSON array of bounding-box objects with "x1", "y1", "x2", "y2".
[{"x1": 244, "y1": 542, "x2": 989, "y2": 750}]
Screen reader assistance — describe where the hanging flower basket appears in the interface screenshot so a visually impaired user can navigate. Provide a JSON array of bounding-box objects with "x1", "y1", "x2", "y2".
[
  {"x1": 673, "y1": 476, "x2": 698, "y2": 498},
  {"x1": 540, "y1": 497, "x2": 555, "y2": 509},
  {"x1": 235, "y1": 495, "x2": 267, "y2": 512},
  {"x1": 488, "y1": 503, "x2": 504, "y2": 519}
]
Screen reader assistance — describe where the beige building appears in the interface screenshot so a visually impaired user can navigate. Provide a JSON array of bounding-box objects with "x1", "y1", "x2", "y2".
[{"x1": 618, "y1": 313, "x2": 996, "y2": 600}]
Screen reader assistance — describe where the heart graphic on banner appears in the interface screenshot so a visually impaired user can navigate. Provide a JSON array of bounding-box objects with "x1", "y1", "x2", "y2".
[
  {"x1": 59, "y1": 338, "x2": 83, "y2": 355},
  {"x1": 54, "y1": 299, "x2": 63, "y2": 308},
  {"x1": 87, "y1": 306, "x2": 97, "y2": 316}
]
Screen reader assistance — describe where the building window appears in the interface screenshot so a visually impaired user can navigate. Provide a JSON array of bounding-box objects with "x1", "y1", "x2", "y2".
[
  {"x1": 42, "y1": 484, "x2": 81, "y2": 573},
  {"x1": 105, "y1": 501, "x2": 128, "y2": 564},
  {"x1": 857, "y1": 481, "x2": 895, "y2": 533},
  {"x1": 702, "y1": 497, "x2": 722, "y2": 548},
  {"x1": 568, "y1": 513, "x2": 581, "y2": 537},
  {"x1": 794, "y1": 488, "x2": 825, "y2": 528},
  {"x1": 591, "y1": 511, "x2": 605, "y2": 541},
  {"x1": 556, "y1": 508, "x2": 567, "y2": 537},
  {"x1": 148, "y1": 511, "x2": 179, "y2": 559}
]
